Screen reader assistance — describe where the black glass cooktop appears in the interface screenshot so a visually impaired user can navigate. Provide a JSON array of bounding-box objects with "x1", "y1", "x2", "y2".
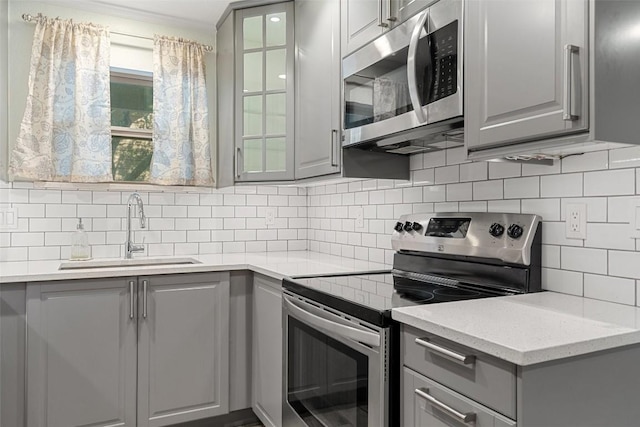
[{"x1": 283, "y1": 271, "x2": 505, "y2": 327}]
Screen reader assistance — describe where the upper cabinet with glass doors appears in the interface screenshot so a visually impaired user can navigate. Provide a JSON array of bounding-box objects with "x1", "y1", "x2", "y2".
[
  {"x1": 235, "y1": 3, "x2": 295, "y2": 182},
  {"x1": 341, "y1": 0, "x2": 431, "y2": 57}
]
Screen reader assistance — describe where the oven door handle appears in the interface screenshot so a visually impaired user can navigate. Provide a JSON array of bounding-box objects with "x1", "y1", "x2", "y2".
[
  {"x1": 407, "y1": 10, "x2": 428, "y2": 123},
  {"x1": 284, "y1": 296, "x2": 381, "y2": 348}
]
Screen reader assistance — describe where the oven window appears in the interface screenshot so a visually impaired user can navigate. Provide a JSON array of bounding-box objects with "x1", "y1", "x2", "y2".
[{"x1": 287, "y1": 318, "x2": 369, "y2": 426}]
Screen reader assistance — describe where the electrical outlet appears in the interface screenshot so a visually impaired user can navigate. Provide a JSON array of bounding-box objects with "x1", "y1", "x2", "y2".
[
  {"x1": 265, "y1": 207, "x2": 276, "y2": 226},
  {"x1": 355, "y1": 207, "x2": 364, "y2": 229},
  {"x1": 0, "y1": 208, "x2": 18, "y2": 230},
  {"x1": 566, "y1": 203, "x2": 587, "y2": 239}
]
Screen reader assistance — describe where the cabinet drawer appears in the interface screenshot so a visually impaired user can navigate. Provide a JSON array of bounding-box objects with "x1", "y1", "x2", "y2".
[
  {"x1": 402, "y1": 366, "x2": 516, "y2": 427},
  {"x1": 402, "y1": 325, "x2": 516, "y2": 419}
]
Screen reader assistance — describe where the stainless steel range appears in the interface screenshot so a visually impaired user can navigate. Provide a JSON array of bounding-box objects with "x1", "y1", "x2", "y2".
[{"x1": 282, "y1": 212, "x2": 542, "y2": 426}]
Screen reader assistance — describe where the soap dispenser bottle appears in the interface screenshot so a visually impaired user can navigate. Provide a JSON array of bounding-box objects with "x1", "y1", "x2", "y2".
[{"x1": 70, "y1": 218, "x2": 90, "y2": 260}]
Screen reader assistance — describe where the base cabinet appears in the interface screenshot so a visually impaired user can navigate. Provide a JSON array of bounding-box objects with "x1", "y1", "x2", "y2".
[
  {"x1": 26, "y1": 278, "x2": 138, "y2": 427},
  {"x1": 401, "y1": 324, "x2": 640, "y2": 427},
  {"x1": 25, "y1": 273, "x2": 230, "y2": 427},
  {"x1": 251, "y1": 274, "x2": 283, "y2": 427}
]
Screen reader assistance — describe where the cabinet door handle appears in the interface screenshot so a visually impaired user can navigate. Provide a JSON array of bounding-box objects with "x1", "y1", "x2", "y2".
[
  {"x1": 385, "y1": 0, "x2": 397, "y2": 23},
  {"x1": 142, "y1": 279, "x2": 148, "y2": 319},
  {"x1": 563, "y1": 44, "x2": 579, "y2": 121},
  {"x1": 377, "y1": 1, "x2": 389, "y2": 27},
  {"x1": 415, "y1": 337, "x2": 475, "y2": 365},
  {"x1": 236, "y1": 146, "x2": 242, "y2": 178},
  {"x1": 129, "y1": 280, "x2": 135, "y2": 319},
  {"x1": 415, "y1": 388, "x2": 476, "y2": 423},
  {"x1": 331, "y1": 129, "x2": 338, "y2": 167}
]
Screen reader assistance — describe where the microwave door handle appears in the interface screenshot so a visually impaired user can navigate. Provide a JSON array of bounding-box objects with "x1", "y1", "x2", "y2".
[
  {"x1": 407, "y1": 10, "x2": 428, "y2": 123},
  {"x1": 283, "y1": 295, "x2": 381, "y2": 348}
]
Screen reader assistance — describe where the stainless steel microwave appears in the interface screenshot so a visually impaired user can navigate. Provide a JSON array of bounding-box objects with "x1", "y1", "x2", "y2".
[{"x1": 342, "y1": 0, "x2": 463, "y2": 154}]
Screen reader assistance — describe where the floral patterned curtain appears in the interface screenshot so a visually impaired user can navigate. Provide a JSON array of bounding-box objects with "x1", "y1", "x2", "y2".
[
  {"x1": 9, "y1": 16, "x2": 112, "y2": 182},
  {"x1": 150, "y1": 36, "x2": 213, "y2": 186}
]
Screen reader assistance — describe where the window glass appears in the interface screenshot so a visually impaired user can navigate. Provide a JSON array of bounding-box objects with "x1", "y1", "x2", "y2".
[
  {"x1": 112, "y1": 137, "x2": 153, "y2": 181},
  {"x1": 110, "y1": 72, "x2": 153, "y2": 182},
  {"x1": 266, "y1": 12, "x2": 286, "y2": 47}
]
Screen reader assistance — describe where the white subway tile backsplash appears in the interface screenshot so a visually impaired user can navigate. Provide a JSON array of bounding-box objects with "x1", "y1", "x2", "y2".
[
  {"x1": 30, "y1": 190, "x2": 61, "y2": 204},
  {"x1": 504, "y1": 177, "x2": 539, "y2": 199},
  {"x1": 175, "y1": 193, "x2": 200, "y2": 205},
  {"x1": 16, "y1": 204, "x2": 45, "y2": 218},
  {"x1": 92, "y1": 191, "x2": 122, "y2": 204},
  {"x1": 560, "y1": 197, "x2": 608, "y2": 222},
  {"x1": 561, "y1": 246, "x2": 607, "y2": 274},
  {"x1": 446, "y1": 183, "x2": 472, "y2": 202},
  {"x1": 62, "y1": 191, "x2": 92, "y2": 204},
  {"x1": 412, "y1": 168, "x2": 435, "y2": 185},
  {"x1": 487, "y1": 200, "x2": 520, "y2": 213},
  {"x1": 562, "y1": 151, "x2": 609, "y2": 173},
  {"x1": 423, "y1": 151, "x2": 446, "y2": 168},
  {"x1": 459, "y1": 162, "x2": 488, "y2": 182},
  {"x1": 1, "y1": 145, "x2": 639, "y2": 309},
  {"x1": 609, "y1": 251, "x2": 640, "y2": 279},
  {"x1": 423, "y1": 185, "x2": 446, "y2": 202},
  {"x1": 29, "y1": 218, "x2": 62, "y2": 232},
  {"x1": 542, "y1": 268, "x2": 583, "y2": 295},
  {"x1": 540, "y1": 174, "x2": 583, "y2": 197},
  {"x1": 149, "y1": 192, "x2": 175, "y2": 205},
  {"x1": 584, "y1": 169, "x2": 635, "y2": 196},
  {"x1": 12, "y1": 232, "x2": 45, "y2": 247},
  {"x1": 583, "y1": 274, "x2": 636, "y2": 305},
  {"x1": 542, "y1": 245, "x2": 560, "y2": 268},
  {"x1": 78, "y1": 204, "x2": 106, "y2": 218},
  {"x1": 488, "y1": 162, "x2": 521, "y2": 179},
  {"x1": 607, "y1": 196, "x2": 634, "y2": 223},
  {"x1": 610, "y1": 146, "x2": 640, "y2": 169},
  {"x1": 521, "y1": 199, "x2": 560, "y2": 221},
  {"x1": 435, "y1": 165, "x2": 459, "y2": 184},
  {"x1": 585, "y1": 223, "x2": 635, "y2": 250},
  {"x1": 473, "y1": 181, "x2": 503, "y2": 200}
]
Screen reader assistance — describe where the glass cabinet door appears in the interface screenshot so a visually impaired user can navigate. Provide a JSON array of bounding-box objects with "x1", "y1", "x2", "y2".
[{"x1": 235, "y1": 2, "x2": 294, "y2": 181}]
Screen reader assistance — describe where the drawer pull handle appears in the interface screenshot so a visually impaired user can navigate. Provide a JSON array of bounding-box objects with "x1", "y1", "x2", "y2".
[
  {"x1": 415, "y1": 388, "x2": 476, "y2": 423},
  {"x1": 415, "y1": 337, "x2": 475, "y2": 365}
]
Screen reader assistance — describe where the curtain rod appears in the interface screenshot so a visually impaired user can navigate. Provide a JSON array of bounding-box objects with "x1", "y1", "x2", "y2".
[{"x1": 21, "y1": 13, "x2": 214, "y2": 53}]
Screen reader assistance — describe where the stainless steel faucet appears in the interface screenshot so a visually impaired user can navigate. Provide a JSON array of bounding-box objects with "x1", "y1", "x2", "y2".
[{"x1": 125, "y1": 192, "x2": 146, "y2": 259}]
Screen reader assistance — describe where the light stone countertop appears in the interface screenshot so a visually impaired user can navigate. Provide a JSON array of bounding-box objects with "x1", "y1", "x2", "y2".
[
  {"x1": 4, "y1": 251, "x2": 640, "y2": 367},
  {"x1": 0, "y1": 251, "x2": 390, "y2": 284},
  {"x1": 392, "y1": 291, "x2": 640, "y2": 366}
]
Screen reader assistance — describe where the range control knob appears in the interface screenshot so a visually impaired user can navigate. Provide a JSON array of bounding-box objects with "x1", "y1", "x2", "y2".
[
  {"x1": 404, "y1": 221, "x2": 413, "y2": 232},
  {"x1": 394, "y1": 222, "x2": 404, "y2": 232},
  {"x1": 488, "y1": 223, "x2": 505, "y2": 238},
  {"x1": 412, "y1": 222, "x2": 423, "y2": 232},
  {"x1": 507, "y1": 224, "x2": 524, "y2": 239}
]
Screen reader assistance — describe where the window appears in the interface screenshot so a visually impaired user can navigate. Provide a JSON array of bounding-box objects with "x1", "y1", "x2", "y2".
[{"x1": 110, "y1": 70, "x2": 153, "y2": 182}]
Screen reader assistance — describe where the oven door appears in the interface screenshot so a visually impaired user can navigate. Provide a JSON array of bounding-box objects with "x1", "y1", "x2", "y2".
[{"x1": 282, "y1": 292, "x2": 388, "y2": 427}]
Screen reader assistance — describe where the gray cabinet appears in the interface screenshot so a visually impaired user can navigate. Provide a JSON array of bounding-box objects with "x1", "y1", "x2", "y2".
[
  {"x1": 401, "y1": 324, "x2": 640, "y2": 427},
  {"x1": 341, "y1": 0, "x2": 386, "y2": 57},
  {"x1": 465, "y1": 0, "x2": 588, "y2": 152},
  {"x1": 295, "y1": 0, "x2": 341, "y2": 179},
  {"x1": 234, "y1": 2, "x2": 295, "y2": 182},
  {"x1": 137, "y1": 273, "x2": 230, "y2": 426},
  {"x1": 251, "y1": 274, "x2": 282, "y2": 427},
  {"x1": 26, "y1": 278, "x2": 138, "y2": 427},
  {"x1": 25, "y1": 273, "x2": 230, "y2": 427},
  {"x1": 403, "y1": 367, "x2": 516, "y2": 427},
  {"x1": 341, "y1": 0, "x2": 429, "y2": 56}
]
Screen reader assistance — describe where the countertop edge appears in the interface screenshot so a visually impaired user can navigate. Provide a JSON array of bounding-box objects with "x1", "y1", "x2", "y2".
[{"x1": 392, "y1": 309, "x2": 640, "y2": 366}]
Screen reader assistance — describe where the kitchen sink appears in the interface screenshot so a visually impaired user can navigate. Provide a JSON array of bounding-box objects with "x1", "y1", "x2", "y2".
[{"x1": 58, "y1": 257, "x2": 202, "y2": 270}]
